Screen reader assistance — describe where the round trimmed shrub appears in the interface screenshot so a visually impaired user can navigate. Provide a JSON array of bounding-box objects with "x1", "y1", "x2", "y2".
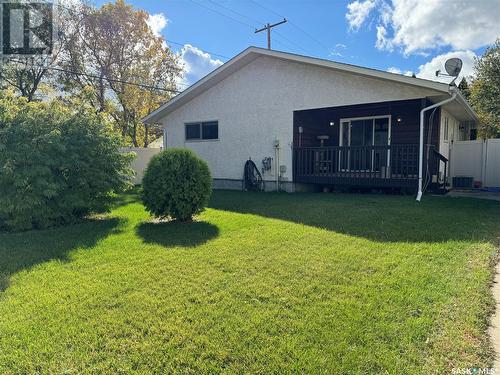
[{"x1": 141, "y1": 148, "x2": 212, "y2": 221}]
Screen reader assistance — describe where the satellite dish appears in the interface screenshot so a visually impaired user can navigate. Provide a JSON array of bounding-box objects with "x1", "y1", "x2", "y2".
[{"x1": 445, "y1": 58, "x2": 463, "y2": 77}]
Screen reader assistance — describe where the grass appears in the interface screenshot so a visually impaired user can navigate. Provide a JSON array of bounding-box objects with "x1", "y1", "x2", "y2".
[{"x1": 0, "y1": 190, "x2": 499, "y2": 373}]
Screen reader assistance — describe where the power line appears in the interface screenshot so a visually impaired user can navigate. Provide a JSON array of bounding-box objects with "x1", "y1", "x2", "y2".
[
  {"x1": 248, "y1": 0, "x2": 282, "y2": 18},
  {"x1": 288, "y1": 20, "x2": 330, "y2": 51},
  {"x1": 2, "y1": 58, "x2": 181, "y2": 93},
  {"x1": 189, "y1": 0, "x2": 255, "y2": 29},
  {"x1": 164, "y1": 39, "x2": 230, "y2": 61},
  {"x1": 274, "y1": 30, "x2": 309, "y2": 54},
  {"x1": 57, "y1": 0, "x2": 308, "y2": 58},
  {"x1": 248, "y1": 0, "x2": 331, "y2": 51},
  {"x1": 58, "y1": 0, "x2": 308, "y2": 66},
  {"x1": 55, "y1": 2, "x2": 231, "y2": 63},
  {"x1": 47, "y1": 2, "x2": 235, "y2": 90},
  {"x1": 26, "y1": 1, "x2": 317, "y2": 88},
  {"x1": 207, "y1": 0, "x2": 262, "y2": 26},
  {"x1": 207, "y1": 0, "x2": 308, "y2": 52},
  {"x1": 197, "y1": 0, "x2": 309, "y2": 53},
  {"x1": 255, "y1": 19, "x2": 287, "y2": 50}
]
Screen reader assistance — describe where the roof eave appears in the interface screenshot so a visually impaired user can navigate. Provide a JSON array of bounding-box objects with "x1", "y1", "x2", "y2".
[
  {"x1": 251, "y1": 47, "x2": 450, "y2": 93},
  {"x1": 455, "y1": 89, "x2": 479, "y2": 122},
  {"x1": 143, "y1": 47, "x2": 258, "y2": 124},
  {"x1": 143, "y1": 46, "x2": 458, "y2": 124}
]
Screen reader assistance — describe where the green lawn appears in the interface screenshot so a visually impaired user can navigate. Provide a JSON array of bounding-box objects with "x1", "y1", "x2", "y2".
[{"x1": 1, "y1": 191, "x2": 499, "y2": 373}]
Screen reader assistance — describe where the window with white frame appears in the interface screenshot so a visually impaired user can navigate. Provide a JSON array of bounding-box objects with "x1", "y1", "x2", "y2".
[{"x1": 185, "y1": 121, "x2": 219, "y2": 141}]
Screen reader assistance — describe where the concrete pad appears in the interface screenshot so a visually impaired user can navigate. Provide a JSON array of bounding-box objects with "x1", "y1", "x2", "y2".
[
  {"x1": 448, "y1": 190, "x2": 500, "y2": 202},
  {"x1": 490, "y1": 262, "x2": 500, "y2": 370}
]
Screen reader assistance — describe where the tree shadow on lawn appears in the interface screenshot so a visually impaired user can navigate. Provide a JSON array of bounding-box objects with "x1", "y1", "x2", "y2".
[
  {"x1": 136, "y1": 220, "x2": 219, "y2": 248},
  {"x1": 0, "y1": 217, "x2": 124, "y2": 292},
  {"x1": 209, "y1": 191, "x2": 500, "y2": 244}
]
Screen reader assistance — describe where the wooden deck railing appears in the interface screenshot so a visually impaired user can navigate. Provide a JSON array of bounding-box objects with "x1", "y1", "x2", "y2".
[{"x1": 293, "y1": 144, "x2": 419, "y2": 181}]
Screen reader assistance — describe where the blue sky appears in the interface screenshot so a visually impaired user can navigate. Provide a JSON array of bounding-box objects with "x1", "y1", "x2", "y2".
[{"x1": 96, "y1": 0, "x2": 499, "y2": 87}]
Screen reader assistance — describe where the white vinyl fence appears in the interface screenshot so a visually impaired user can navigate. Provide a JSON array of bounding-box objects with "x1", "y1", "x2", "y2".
[
  {"x1": 450, "y1": 139, "x2": 500, "y2": 188},
  {"x1": 120, "y1": 147, "x2": 162, "y2": 184}
]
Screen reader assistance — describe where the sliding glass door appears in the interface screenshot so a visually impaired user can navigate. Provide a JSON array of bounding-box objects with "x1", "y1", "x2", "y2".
[{"x1": 339, "y1": 116, "x2": 391, "y2": 172}]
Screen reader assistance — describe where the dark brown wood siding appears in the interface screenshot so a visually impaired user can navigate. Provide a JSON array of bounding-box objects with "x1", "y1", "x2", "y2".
[{"x1": 293, "y1": 98, "x2": 440, "y2": 148}]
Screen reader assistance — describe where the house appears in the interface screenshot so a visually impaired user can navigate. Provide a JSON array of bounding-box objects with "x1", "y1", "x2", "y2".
[{"x1": 143, "y1": 47, "x2": 477, "y2": 195}]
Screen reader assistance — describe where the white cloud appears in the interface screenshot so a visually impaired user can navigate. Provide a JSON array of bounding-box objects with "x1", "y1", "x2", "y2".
[
  {"x1": 386, "y1": 67, "x2": 413, "y2": 76},
  {"x1": 147, "y1": 13, "x2": 168, "y2": 37},
  {"x1": 385, "y1": 50, "x2": 476, "y2": 82},
  {"x1": 330, "y1": 44, "x2": 347, "y2": 58},
  {"x1": 375, "y1": 25, "x2": 392, "y2": 51},
  {"x1": 379, "y1": 0, "x2": 392, "y2": 25},
  {"x1": 346, "y1": 0, "x2": 376, "y2": 30},
  {"x1": 416, "y1": 50, "x2": 477, "y2": 83},
  {"x1": 387, "y1": 67, "x2": 401, "y2": 74},
  {"x1": 178, "y1": 44, "x2": 224, "y2": 87},
  {"x1": 373, "y1": 0, "x2": 500, "y2": 54}
]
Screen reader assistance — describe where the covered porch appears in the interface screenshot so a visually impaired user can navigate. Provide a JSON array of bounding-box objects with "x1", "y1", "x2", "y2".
[{"x1": 292, "y1": 99, "x2": 445, "y2": 190}]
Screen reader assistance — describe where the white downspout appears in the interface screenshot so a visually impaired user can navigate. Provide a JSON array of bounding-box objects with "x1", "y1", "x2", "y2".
[{"x1": 416, "y1": 88, "x2": 458, "y2": 202}]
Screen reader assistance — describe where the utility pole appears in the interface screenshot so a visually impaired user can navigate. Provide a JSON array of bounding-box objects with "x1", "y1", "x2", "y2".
[{"x1": 255, "y1": 19, "x2": 287, "y2": 50}]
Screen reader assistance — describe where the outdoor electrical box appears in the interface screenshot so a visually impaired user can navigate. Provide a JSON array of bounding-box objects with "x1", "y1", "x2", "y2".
[{"x1": 262, "y1": 157, "x2": 273, "y2": 173}]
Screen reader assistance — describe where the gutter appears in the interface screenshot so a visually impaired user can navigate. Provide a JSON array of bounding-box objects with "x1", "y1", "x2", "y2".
[{"x1": 416, "y1": 86, "x2": 458, "y2": 202}]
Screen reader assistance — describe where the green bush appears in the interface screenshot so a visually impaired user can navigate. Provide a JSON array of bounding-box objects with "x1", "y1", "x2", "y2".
[
  {"x1": 0, "y1": 96, "x2": 134, "y2": 231},
  {"x1": 142, "y1": 148, "x2": 212, "y2": 221}
]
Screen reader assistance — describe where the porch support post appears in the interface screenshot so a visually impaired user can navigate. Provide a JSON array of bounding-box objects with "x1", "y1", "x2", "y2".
[{"x1": 417, "y1": 88, "x2": 458, "y2": 202}]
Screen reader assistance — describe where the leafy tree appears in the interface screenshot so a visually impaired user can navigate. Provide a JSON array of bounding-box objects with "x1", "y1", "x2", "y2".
[
  {"x1": 458, "y1": 77, "x2": 470, "y2": 101},
  {"x1": 142, "y1": 149, "x2": 212, "y2": 222},
  {"x1": 0, "y1": 59, "x2": 50, "y2": 102},
  {"x1": 0, "y1": 0, "x2": 181, "y2": 146},
  {"x1": 470, "y1": 39, "x2": 500, "y2": 138},
  {"x1": 0, "y1": 2, "x2": 81, "y2": 101},
  {"x1": 60, "y1": 0, "x2": 181, "y2": 147},
  {"x1": 0, "y1": 92, "x2": 134, "y2": 231}
]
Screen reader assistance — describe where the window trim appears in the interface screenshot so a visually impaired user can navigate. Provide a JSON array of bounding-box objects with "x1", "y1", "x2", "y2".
[
  {"x1": 338, "y1": 115, "x2": 392, "y2": 173},
  {"x1": 185, "y1": 120, "x2": 219, "y2": 142},
  {"x1": 339, "y1": 115, "x2": 392, "y2": 147}
]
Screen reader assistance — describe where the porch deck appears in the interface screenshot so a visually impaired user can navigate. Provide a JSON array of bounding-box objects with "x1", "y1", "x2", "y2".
[{"x1": 293, "y1": 144, "x2": 419, "y2": 188}]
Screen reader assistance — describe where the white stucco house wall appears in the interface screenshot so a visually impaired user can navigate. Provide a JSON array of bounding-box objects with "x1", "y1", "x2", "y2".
[{"x1": 144, "y1": 47, "x2": 477, "y2": 193}]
